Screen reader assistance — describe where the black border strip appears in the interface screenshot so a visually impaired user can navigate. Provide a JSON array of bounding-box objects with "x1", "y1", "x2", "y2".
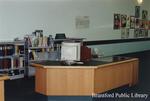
[{"x1": 83, "y1": 38, "x2": 150, "y2": 45}]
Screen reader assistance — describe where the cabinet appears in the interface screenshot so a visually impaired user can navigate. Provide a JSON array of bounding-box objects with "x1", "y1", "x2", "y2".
[
  {"x1": 0, "y1": 41, "x2": 25, "y2": 79},
  {"x1": 31, "y1": 58, "x2": 139, "y2": 96},
  {"x1": 94, "y1": 62, "x2": 133, "y2": 93}
]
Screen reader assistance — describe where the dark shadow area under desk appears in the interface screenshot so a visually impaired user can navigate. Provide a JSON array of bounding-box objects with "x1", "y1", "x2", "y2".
[{"x1": 5, "y1": 50, "x2": 150, "y2": 101}]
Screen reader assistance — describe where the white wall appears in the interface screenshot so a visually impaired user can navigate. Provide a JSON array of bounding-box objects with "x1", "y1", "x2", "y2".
[
  {"x1": 0, "y1": 0, "x2": 150, "y2": 56},
  {"x1": 0, "y1": 0, "x2": 149, "y2": 40}
]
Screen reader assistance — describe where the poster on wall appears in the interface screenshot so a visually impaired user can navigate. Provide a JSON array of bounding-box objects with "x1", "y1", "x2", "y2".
[
  {"x1": 134, "y1": 29, "x2": 147, "y2": 38},
  {"x1": 149, "y1": 21, "x2": 150, "y2": 30},
  {"x1": 135, "y1": 18, "x2": 140, "y2": 28},
  {"x1": 114, "y1": 14, "x2": 121, "y2": 29},
  {"x1": 75, "y1": 16, "x2": 90, "y2": 29},
  {"x1": 139, "y1": 19, "x2": 142, "y2": 28},
  {"x1": 121, "y1": 28, "x2": 129, "y2": 39},
  {"x1": 140, "y1": 20, "x2": 145, "y2": 29},
  {"x1": 135, "y1": 6, "x2": 140, "y2": 18},
  {"x1": 126, "y1": 16, "x2": 130, "y2": 28},
  {"x1": 142, "y1": 30, "x2": 146, "y2": 37},
  {"x1": 121, "y1": 15, "x2": 127, "y2": 28},
  {"x1": 139, "y1": 29, "x2": 146, "y2": 37},
  {"x1": 130, "y1": 16, "x2": 135, "y2": 29},
  {"x1": 126, "y1": 28, "x2": 130, "y2": 38},
  {"x1": 142, "y1": 10, "x2": 148, "y2": 20},
  {"x1": 145, "y1": 20, "x2": 149, "y2": 30},
  {"x1": 121, "y1": 28, "x2": 126, "y2": 38},
  {"x1": 138, "y1": 29, "x2": 142, "y2": 37},
  {"x1": 144, "y1": 30, "x2": 149, "y2": 37},
  {"x1": 134, "y1": 29, "x2": 139, "y2": 38}
]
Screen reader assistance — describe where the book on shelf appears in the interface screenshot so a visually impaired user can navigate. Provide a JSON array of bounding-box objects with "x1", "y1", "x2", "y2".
[
  {"x1": 0, "y1": 59, "x2": 3, "y2": 69},
  {"x1": 42, "y1": 36, "x2": 48, "y2": 47},
  {"x1": 26, "y1": 34, "x2": 50, "y2": 47},
  {"x1": 13, "y1": 58, "x2": 19, "y2": 68},
  {"x1": 29, "y1": 51, "x2": 34, "y2": 60},
  {"x1": 0, "y1": 46, "x2": 3, "y2": 56},
  {"x1": 6, "y1": 45, "x2": 14, "y2": 56},
  {"x1": 0, "y1": 45, "x2": 14, "y2": 56},
  {"x1": 0, "y1": 41, "x2": 25, "y2": 79},
  {"x1": 15, "y1": 45, "x2": 24, "y2": 55},
  {"x1": 19, "y1": 57, "x2": 24, "y2": 68},
  {"x1": 8, "y1": 69, "x2": 23, "y2": 76},
  {"x1": 4, "y1": 58, "x2": 11, "y2": 69},
  {"x1": 0, "y1": 58, "x2": 11, "y2": 69},
  {"x1": 0, "y1": 44, "x2": 24, "y2": 69},
  {"x1": 0, "y1": 45, "x2": 4, "y2": 56},
  {"x1": 13, "y1": 57, "x2": 24, "y2": 68},
  {"x1": 38, "y1": 37, "x2": 43, "y2": 47},
  {"x1": 13, "y1": 69, "x2": 20, "y2": 75}
]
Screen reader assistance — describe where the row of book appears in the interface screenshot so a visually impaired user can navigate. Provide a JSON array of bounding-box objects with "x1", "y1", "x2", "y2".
[
  {"x1": 13, "y1": 57, "x2": 24, "y2": 68},
  {"x1": 0, "y1": 58, "x2": 11, "y2": 69},
  {"x1": 26, "y1": 34, "x2": 54, "y2": 48},
  {"x1": 0, "y1": 57, "x2": 24, "y2": 69},
  {"x1": 0, "y1": 70, "x2": 24, "y2": 76},
  {"x1": 29, "y1": 51, "x2": 37, "y2": 60},
  {"x1": 0, "y1": 45, "x2": 14, "y2": 56},
  {"x1": 15, "y1": 45, "x2": 24, "y2": 55},
  {"x1": 8, "y1": 69, "x2": 24, "y2": 76}
]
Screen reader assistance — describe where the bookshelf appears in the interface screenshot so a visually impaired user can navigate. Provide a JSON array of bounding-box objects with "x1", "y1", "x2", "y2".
[
  {"x1": 24, "y1": 34, "x2": 84, "y2": 76},
  {"x1": 0, "y1": 41, "x2": 25, "y2": 80},
  {"x1": 24, "y1": 36, "x2": 61, "y2": 76}
]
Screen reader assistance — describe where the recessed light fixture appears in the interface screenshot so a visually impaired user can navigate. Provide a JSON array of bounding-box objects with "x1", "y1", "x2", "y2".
[{"x1": 137, "y1": 0, "x2": 143, "y2": 5}]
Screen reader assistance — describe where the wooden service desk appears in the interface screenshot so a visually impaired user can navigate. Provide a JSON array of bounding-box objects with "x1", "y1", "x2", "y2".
[
  {"x1": 31, "y1": 56, "x2": 139, "y2": 96},
  {"x1": 0, "y1": 75, "x2": 9, "y2": 101}
]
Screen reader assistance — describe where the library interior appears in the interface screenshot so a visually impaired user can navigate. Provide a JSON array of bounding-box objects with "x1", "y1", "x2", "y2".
[{"x1": 0, "y1": 0, "x2": 150, "y2": 101}]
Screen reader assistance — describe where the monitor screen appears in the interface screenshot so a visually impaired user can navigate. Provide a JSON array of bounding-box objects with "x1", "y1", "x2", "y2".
[{"x1": 61, "y1": 42, "x2": 81, "y2": 61}]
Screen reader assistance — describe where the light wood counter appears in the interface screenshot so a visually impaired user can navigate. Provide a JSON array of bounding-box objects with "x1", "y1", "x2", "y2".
[
  {"x1": 0, "y1": 75, "x2": 9, "y2": 101},
  {"x1": 31, "y1": 57, "x2": 139, "y2": 96}
]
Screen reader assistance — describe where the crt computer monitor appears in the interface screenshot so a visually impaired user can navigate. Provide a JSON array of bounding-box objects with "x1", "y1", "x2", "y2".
[{"x1": 61, "y1": 42, "x2": 81, "y2": 61}]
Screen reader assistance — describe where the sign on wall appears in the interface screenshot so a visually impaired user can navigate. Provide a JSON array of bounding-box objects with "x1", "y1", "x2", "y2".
[{"x1": 75, "y1": 16, "x2": 90, "y2": 29}]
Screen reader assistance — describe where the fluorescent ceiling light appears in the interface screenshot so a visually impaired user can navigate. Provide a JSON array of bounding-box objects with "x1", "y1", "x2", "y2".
[{"x1": 137, "y1": 0, "x2": 143, "y2": 5}]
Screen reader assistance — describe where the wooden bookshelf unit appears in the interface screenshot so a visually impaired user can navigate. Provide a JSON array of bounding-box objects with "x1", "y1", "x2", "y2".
[{"x1": 31, "y1": 57, "x2": 139, "y2": 96}]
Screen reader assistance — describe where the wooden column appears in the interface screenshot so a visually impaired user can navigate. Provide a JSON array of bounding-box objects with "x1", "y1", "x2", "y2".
[
  {"x1": 0, "y1": 76, "x2": 9, "y2": 101},
  {"x1": 0, "y1": 80, "x2": 4, "y2": 101}
]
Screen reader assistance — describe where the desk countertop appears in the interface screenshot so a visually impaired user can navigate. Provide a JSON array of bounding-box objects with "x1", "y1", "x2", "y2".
[
  {"x1": 0, "y1": 75, "x2": 9, "y2": 81},
  {"x1": 31, "y1": 56, "x2": 138, "y2": 69}
]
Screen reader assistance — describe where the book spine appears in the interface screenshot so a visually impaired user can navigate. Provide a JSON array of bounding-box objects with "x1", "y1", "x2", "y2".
[
  {"x1": 3, "y1": 58, "x2": 11, "y2": 69},
  {"x1": 19, "y1": 57, "x2": 24, "y2": 68},
  {"x1": 7, "y1": 45, "x2": 14, "y2": 56},
  {"x1": 0, "y1": 59, "x2": 3, "y2": 69},
  {"x1": 0, "y1": 45, "x2": 3, "y2": 56},
  {"x1": 2, "y1": 45, "x2": 5, "y2": 56}
]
